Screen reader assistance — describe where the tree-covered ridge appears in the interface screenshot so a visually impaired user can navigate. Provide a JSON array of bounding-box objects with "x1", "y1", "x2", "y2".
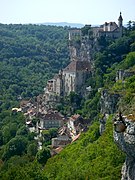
[
  {"x1": 0, "y1": 24, "x2": 69, "y2": 107},
  {"x1": 44, "y1": 118, "x2": 125, "y2": 179}
]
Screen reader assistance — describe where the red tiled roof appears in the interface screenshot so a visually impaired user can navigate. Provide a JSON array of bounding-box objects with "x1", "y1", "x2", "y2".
[
  {"x1": 70, "y1": 114, "x2": 81, "y2": 121},
  {"x1": 63, "y1": 61, "x2": 91, "y2": 72},
  {"x1": 72, "y1": 114, "x2": 80, "y2": 119}
]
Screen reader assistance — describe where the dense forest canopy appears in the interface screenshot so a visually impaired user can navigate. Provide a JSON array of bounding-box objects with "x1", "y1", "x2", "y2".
[{"x1": 0, "y1": 24, "x2": 69, "y2": 108}]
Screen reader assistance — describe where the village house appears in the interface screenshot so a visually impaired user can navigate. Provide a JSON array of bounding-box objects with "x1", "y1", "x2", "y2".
[
  {"x1": 12, "y1": 107, "x2": 22, "y2": 113},
  {"x1": 20, "y1": 99, "x2": 37, "y2": 114},
  {"x1": 52, "y1": 125, "x2": 71, "y2": 148},
  {"x1": 38, "y1": 110, "x2": 65, "y2": 130},
  {"x1": 51, "y1": 114, "x2": 88, "y2": 149},
  {"x1": 44, "y1": 70, "x2": 63, "y2": 102},
  {"x1": 52, "y1": 135, "x2": 71, "y2": 148},
  {"x1": 67, "y1": 114, "x2": 85, "y2": 136}
]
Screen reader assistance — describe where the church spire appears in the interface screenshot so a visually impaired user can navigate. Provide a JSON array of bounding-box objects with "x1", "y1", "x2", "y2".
[{"x1": 118, "y1": 12, "x2": 123, "y2": 27}]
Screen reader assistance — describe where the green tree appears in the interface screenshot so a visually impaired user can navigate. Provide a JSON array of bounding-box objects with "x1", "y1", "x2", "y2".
[
  {"x1": 2, "y1": 136, "x2": 27, "y2": 161},
  {"x1": 123, "y1": 51, "x2": 135, "y2": 69},
  {"x1": 2, "y1": 123, "x2": 18, "y2": 144},
  {"x1": 36, "y1": 147, "x2": 51, "y2": 165},
  {"x1": 27, "y1": 143, "x2": 38, "y2": 157},
  {"x1": 16, "y1": 125, "x2": 29, "y2": 136},
  {"x1": 0, "y1": 130, "x2": 3, "y2": 146},
  {"x1": 49, "y1": 128, "x2": 58, "y2": 138}
]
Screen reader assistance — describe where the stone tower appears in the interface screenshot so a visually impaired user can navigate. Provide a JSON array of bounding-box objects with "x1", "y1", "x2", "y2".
[
  {"x1": 118, "y1": 12, "x2": 123, "y2": 37},
  {"x1": 118, "y1": 12, "x2": 123, "y2": 28}
]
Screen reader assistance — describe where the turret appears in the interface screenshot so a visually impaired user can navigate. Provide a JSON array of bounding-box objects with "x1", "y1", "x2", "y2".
[{"x1": 118, "y1": 12, "x2": 123, "y2": 28}]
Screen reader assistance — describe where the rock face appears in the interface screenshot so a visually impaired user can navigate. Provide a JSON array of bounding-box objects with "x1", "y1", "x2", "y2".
[
  {"x1": 99, "y1": 114, "x2": 107, "y2": 135},
  {"x1": 114, "y1": 115, "x2": 135, "y2": 179},
  {"x1": 99, "y1": 89, "x2": 120, "y2": 134},
  {"x1": 100, "y1": 90, "x2": 120, "y2": 115}
]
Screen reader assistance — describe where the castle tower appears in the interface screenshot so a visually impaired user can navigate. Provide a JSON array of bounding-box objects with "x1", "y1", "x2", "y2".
[{"x1": 118, "y1": 12, "x2": 123, "y2": 28}]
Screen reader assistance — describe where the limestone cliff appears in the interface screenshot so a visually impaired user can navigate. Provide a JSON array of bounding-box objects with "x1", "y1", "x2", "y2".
[
  {"x1": 100, "y1": 89, "x2": 120, "y2": 115},
  {"x1": 99, "y1": 89, "x2": 120, "y2": 134},
  {"x1": 114, "y1": 114, "x2": 135, "y2": 179}
]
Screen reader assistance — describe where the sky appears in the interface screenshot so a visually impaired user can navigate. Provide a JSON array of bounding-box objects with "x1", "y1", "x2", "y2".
[{"x1": 0, "y1": 0, "x2": 135, "y2": 25}]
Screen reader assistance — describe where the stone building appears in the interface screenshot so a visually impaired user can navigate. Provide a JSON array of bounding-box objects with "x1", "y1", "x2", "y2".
[
  {"x1": 92, "y1": 12, "x2": 123, "y2": 38},
  {"x1": 69, "y1": 28, "x2": 81, "y2": 41},
  {"x1": 67, "y1": 114, "x2": 85, "y2": 136},
  {"x1": 43, "y1": 70, "x2": 63, "y2": 106},
  {"x1": 116, "y1": 69, "x2": 135, "y2": 82},
  {"x1": 63, "y1": 60, "x2": 91, "y2": 95},
  {"x1": 51, "y1": 123, "x2": 71, "y2": 148},
  {"x1": 38, "y1": 110, "x2": 65, "y2": 129},
  {"x1": 43, "y1": 60, "x2": 91, "y2": 98},
  {"x1": 52, "y1": 134, "x2": 71, "y2": 148}
]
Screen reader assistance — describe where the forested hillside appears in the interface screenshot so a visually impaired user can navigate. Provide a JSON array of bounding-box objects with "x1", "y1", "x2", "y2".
[
  {"x1": 0, "y1": 24, "x2": 69, "y2": 109},
  {"x1": 0, "y1": 22, "x2": 135, "y2": 179},
  {"x1": 0, "y1": 24, "x2": 69, "y2": 179}
]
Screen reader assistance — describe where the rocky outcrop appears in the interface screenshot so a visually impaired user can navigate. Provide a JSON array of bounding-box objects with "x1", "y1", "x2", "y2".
[
  {"x1": 114, "y1": 114, "x2": 135, "y2": 179},
  {"x1": 100, "y1": 90, "x2": 120, "y2": 115},
  {"x1": 99, "y1": 114, "x2": 107, "y2": 135},
  {"x1": 99, "y1": 89, "x2": 120, "y2": 134}
]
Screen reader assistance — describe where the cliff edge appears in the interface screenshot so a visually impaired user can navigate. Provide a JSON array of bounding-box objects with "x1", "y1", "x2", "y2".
[{"x1": 114, "y1": 114, "x2": 135, "y2": 179}]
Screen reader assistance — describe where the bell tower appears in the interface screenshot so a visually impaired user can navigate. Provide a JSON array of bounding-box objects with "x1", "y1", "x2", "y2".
[{"x1": 118, "y1": 12, "x2": 123, "y2": 28}]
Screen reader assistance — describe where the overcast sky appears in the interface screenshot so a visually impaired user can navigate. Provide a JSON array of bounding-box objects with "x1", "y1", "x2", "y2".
[{"x1": 0, "y1": 0, "x2": 135, "y2": 25}]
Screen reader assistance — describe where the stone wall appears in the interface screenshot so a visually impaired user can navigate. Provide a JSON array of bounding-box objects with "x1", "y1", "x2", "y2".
[{"x1": 116, "y1": 70, "x2": 135, "y2": 82}]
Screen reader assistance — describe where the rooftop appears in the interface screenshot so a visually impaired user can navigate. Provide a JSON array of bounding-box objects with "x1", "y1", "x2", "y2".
[
  {"x1": 71, "y1": 114, "x2": 81, "y2": 121},
  {"x1": 40, "y1": 111, "x2": 64, "y2": 121},
  {"x1": 63, "y1": 60, "x2": 91, "y2": 72}
]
